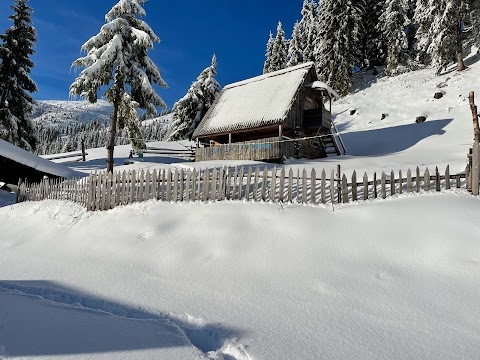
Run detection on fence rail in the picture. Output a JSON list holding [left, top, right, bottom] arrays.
[[17, 164, 469, 211]]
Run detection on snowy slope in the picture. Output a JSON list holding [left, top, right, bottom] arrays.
[[31, 100, 113, 126], [1, 54, 480, 360]]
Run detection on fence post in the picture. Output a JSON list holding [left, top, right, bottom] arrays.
[[469, 91, 480, 195], [302, 169, 307, 204], [390, 171, 395, 196], [311, 168, 316, 205], [351, 171, 357, 202], [321, 169, 326, 204], [445, 165, 451, 190], [279, 167, 285, 202], [246, 166, 252, 201], [435, 167, 441, 192], [336, 164, 341, 203], [342, 174, 348, 203], [238, 166, 245, 200], [398, 170, 403, 194]]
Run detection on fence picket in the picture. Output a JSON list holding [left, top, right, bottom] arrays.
[[416, 167, 420, 193], [202, 169, 209, 202], [435, 167, 441, 192], [288, 168, 293, 203], [342, 174, 348, 203], [424, 168, 431, 191], [374, 172, 378, 198], [173, 169, 179, 202], [262, 167, 268, 201], [302, 169, 307, 204], [238, 166, 245, 200], [279, 167, 285, 202], [321, 169, 326, 204], [270, 166, 277, 202], [363, 172, 368, 200], [179, 169, 185, 202], [352, 171, 357, 202], [253, 167, 260, 202], [381, 172, 386, 199], [232, 167, 238, 200], [330, 170, 335, 205], [166, 169, 172, 202], [226, 167, 232, 200], [445, 165, 450, 190], [407, 169, 412, 192], [390, 171, 395, 196], [246, 166, 252, 201], [211, 168, 217, 202], [399, 170, 403, 194], [311, 168, 316, 204], [196, 168, 202, 200]]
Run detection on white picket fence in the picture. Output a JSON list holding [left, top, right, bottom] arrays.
[[16, 164, 468, 211]]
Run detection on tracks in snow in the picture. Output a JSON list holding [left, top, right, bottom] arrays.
[[0, 281, 250, 360]]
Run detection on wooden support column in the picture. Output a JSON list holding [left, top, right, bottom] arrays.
[[228, 133, 232, 144], [279, 125, 282, 138]]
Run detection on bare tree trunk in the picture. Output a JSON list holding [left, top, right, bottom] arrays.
[[107, 97, 119, 173], [81, 136, 86, 162], [457, 20, 466, 72]]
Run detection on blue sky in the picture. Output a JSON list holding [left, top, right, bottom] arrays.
[[0, 0, 303, 109]]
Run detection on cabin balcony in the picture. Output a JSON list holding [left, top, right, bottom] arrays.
[[195, 136, 295, 162]]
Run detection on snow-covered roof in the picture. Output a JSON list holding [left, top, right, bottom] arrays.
[[0, 139, 83, 180], [304, 81, 340, 99], [193, 62, 315, 138]]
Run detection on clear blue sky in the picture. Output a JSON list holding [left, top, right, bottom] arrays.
[[0, 0, 303, 109]]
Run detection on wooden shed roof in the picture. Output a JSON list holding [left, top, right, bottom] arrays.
[[193, 62, 316, 138]]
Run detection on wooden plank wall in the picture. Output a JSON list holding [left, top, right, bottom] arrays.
[[196, 137, 294, 161], [17, 165, 470, 211]]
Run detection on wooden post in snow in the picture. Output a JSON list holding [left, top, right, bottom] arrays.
[[469, 91, 480, 195]]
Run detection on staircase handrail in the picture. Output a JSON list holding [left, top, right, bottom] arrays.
[[331, 122, 347, 155]]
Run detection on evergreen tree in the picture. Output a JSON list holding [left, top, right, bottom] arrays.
[[287, 21, 304, 67], [0, 0, 38, 150], [362, 0, 387, 67], [70, 0, 167, 172], [414, 0, 436, 64], [427, 0, 467, 74], [167, 55, 220, 141], [268, 22, 289, 73], [379, 0, 410, 75], [263, 32, 274, 74], [300, 0, 319, 63], [317, 0, 364, 96]]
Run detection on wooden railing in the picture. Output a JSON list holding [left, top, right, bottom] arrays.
[[195, 137, 294, 161], [17, 164, 469, 211]]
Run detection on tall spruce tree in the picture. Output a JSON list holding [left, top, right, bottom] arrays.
[[317, 0, 364, 95], [167, 55, 220, 141], [427, 0, 467, 74], [0, 0, 38, 150], [264, 22, 288, 73], [287, 21, 304, 67], [263, 32, 274, 74], [362, 0, 387, 67], [70, 0, 167, 173], [414, 0, 435, 64], [301, 0, 319, 63], [379, 0, 410, 75]]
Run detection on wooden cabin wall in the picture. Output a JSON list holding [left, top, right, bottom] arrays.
[[0, 156, 62, 185]]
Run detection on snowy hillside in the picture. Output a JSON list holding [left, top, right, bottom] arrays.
[[31, 100, 113, 126], [2, 55, 480, 359]]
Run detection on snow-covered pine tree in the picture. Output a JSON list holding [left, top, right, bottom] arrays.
[[0, 0, 38, 150], [70, 0, 167, 172], [317, 0, 364, 96], [427, 0, 467, 74], [267, 22, 288, 73], [167, 55, 221, 141], [287, 21, 304, 67], [379, 0, 410, 75], [362, 0, 387, 67], [263, 32, 274, 74], [301, 0, 319, 63], [413, 0, 435, 64]]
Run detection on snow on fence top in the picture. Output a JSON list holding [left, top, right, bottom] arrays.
[[193, 62, 315, 138], [0, 139, 82, 180]]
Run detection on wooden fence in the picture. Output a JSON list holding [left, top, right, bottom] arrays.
[[17, 164, 468, 211]]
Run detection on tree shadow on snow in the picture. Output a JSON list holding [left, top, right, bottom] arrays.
[[0, 280, 247, 358], [65, 155, 189, 172], [341, 118, 453, 157]]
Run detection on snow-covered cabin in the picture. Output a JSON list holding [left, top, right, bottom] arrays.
[[192, 62, 345, 162], [0, 139, 80, 185]]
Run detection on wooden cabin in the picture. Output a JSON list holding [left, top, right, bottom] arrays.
[[192, 62, 346, 162], [0, 139, 77, 185]]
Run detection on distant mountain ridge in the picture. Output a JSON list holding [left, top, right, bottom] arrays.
[[31, 100, 113, 126]]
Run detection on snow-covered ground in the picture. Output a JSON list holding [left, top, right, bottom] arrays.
[[2, 54, 480, 359]]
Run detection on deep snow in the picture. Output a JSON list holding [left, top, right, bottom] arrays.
[[1, 52, 480, 359]]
